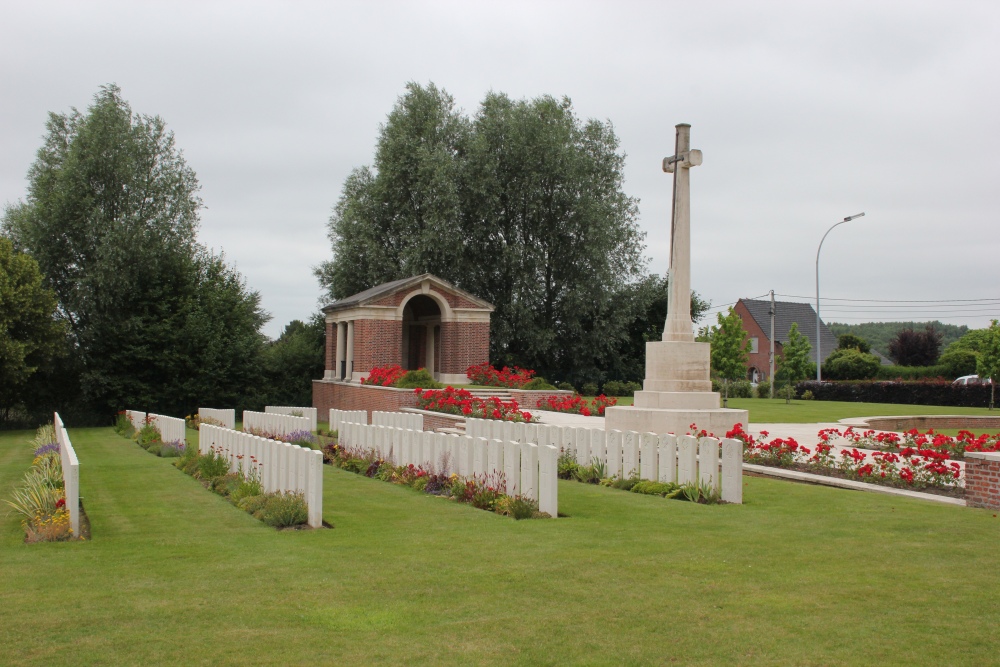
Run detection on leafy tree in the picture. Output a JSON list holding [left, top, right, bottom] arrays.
[[837, 333, 870, 353], [977, 320, 1000, 410], [317, 83, 648, 385], [2, 85, 267, 419], [779, 322, 812, 385], [0, 239, 67, 420], [609, 274, 710, 382], [822, 348, 881, 380], [709, 307, 749, 406], [939, 348, 978, 378], [259, 316, 325, 408], [888, 325, 942, 366]]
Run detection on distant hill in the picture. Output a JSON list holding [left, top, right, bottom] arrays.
[[827, 321, 969, 359]]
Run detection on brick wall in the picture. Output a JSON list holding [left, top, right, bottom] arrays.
[[313, 380, 419, 422], [353, 319, 402, 373], [965, 452, 1000, 509], [439, 321, 490, 374], [734, 300, 777, 380]]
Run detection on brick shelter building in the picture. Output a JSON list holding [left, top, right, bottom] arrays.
[[319, 274, 494, 386], [734, 298, 838, 382]]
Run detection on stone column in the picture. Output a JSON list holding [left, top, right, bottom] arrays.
[[324, 320, 336, 380], [425, 324, 435, 377], [336, 321, 347, 380], [662, 123, 699, 343], [346, 320, 355, 382]]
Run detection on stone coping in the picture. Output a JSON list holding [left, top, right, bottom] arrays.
[[744, 463, 965, 506], [965, 451, 1000, 462], [315, 379, 573, 398], [400, 407, 464, 422], [843, 415, 1000, 431]]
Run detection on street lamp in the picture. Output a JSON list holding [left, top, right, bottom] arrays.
[[816, 212, 865, 381]]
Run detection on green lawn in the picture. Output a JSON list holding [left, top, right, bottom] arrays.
[[726, 398, 997, 423], [3, 427, 1000, 665]]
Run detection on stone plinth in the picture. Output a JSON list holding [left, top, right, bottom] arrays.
[[605, 405, 748, 439]]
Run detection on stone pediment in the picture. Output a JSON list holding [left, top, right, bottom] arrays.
[[323, 274, 494, 316]]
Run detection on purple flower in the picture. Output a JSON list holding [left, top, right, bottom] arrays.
[[34, 442, 59, 457], [285, 430, 316, 445]]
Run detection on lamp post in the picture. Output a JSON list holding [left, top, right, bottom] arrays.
[[816, 212, 865, 381]]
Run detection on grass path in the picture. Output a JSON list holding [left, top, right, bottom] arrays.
[[2, 427, 1000, 665]]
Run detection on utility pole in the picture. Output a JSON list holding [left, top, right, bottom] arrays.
[[769, 290, 775, 399]]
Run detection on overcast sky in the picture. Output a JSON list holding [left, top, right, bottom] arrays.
[[2, 1, 998, 338]]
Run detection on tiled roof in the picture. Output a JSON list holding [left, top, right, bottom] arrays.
[[323, 273, 494, 312], [739, 298, 839, 363]]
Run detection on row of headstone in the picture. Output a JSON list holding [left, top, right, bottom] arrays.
[[338, 421, 558, 516], [465, 418, 743, 503], [329, 409, 367, 435], [372, 411, 423, 431], [199, 423, 324, 528], [127, 410, 186, 444], [127, 410, 146, 431], [265, 405, 318, 432], [199, 407, 236, 430], [242, 410, 312, 437], [54, 412, 80, 537], [149, 413, 186, 444]]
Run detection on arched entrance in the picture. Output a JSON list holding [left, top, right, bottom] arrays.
[[401, 294, 442, 378]]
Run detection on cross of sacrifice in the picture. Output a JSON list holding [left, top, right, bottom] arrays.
[[660, 123, 702, 342]]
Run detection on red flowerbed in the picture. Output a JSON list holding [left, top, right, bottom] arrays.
[[536, 394, 617, 417], [466, 362, 535, 388], [415, 386, 534, 422], [817, 426, 1000, 459], [723, 423, 963, 492], [362, 364, 406, 387]]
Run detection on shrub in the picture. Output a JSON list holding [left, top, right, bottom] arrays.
[[580, 382, 599, 396], [554, 381, 576, 393], [237, 494, 268, 516], [466, 362, 535, 388], [938, 349, 978, 378], [160, 440, 185, 457], [521, 377, 556, 390], [756, 382, 772, 399], [394, 368, 443, 389], [362, 364, 406, 387], [795, 379, 992, 407], [801, 390, 815, 400], [254, 492, 308, 527], [727, 380, 754, 398], [113, 411, 134, 437], [822, 348, 880, 380], [196, 449, 232, 480], [135, 423, 161, 449], [630, 481, 682, 497], [495, 495, 538, 520]]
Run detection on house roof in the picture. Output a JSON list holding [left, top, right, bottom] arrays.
[[739, 298, 839, 363], [322, 273, 494, 313]]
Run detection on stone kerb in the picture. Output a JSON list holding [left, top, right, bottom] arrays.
[[54, 412, 81, 537], [199, 424, 323, 528], [463, 418, 743, 503], [266, 406, 318, 432], [242, 410, 311, 437], [199, 408, 235, 430]]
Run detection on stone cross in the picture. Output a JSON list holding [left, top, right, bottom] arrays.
[[661, 123, 702, 342]]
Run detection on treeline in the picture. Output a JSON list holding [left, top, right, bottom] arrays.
[[828, 321, 968, 356], [0, 86, 322, 427]]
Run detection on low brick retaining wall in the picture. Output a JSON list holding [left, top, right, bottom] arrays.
[[965, 452, 1000, 509], [401, 407, 465, 432], [860, 415, 1000, 432], [313, 380, 420, 421]]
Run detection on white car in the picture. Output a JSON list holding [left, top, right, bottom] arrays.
[[953, 375, 992, 385]]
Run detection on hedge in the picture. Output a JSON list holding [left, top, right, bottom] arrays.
[[795, 379, 992, 408]]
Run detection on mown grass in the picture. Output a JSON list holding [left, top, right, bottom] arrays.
[[727, 398, 997, 423], [2, 426, 1000, 665]]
